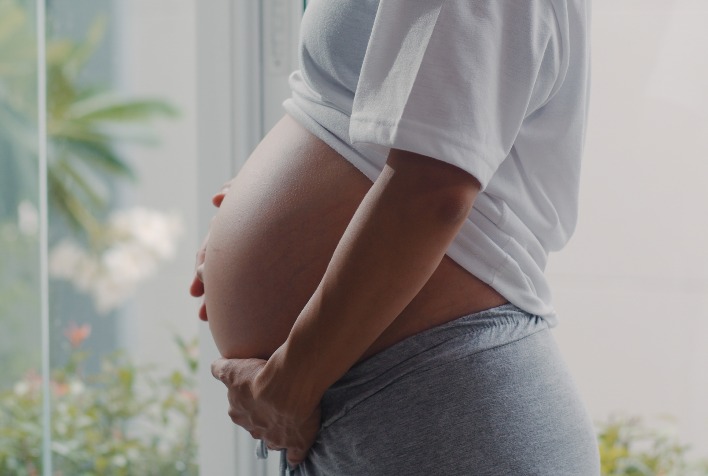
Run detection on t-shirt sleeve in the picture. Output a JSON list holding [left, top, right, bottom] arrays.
[[348, 0, 563, 190]]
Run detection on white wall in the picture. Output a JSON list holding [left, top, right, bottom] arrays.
[[548, 0, 708, 457]]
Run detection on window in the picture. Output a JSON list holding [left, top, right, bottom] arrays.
[[1, 0, 203, 473]]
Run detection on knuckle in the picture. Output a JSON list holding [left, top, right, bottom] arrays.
[[210, 360, 223, 380], [227, 409, 247, 428]]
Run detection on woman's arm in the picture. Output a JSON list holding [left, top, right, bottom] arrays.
[[270, 148, 481, 396], [212, 148, 481, 464]]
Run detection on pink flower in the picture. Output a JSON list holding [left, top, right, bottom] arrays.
[[64, 322, 91, 348], [179, 389, 198, 402], [52, 381, 70, 397]]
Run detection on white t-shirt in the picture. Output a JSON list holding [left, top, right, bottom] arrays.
[[283, 0, 592, 325]]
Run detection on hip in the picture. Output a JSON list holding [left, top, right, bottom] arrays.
[[295, 304, 600, 475]]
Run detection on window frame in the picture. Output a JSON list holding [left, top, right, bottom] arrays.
[[195, 1, 302, 474]]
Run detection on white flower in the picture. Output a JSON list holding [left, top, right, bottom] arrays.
[[73, 255, 101, 292], [102, 241, 157, 284], [55, 421, 68, 437], [126, 448, 140, 462], [69, 380, 85, 395], [49, 241, 88, 279], [48, 207, 182, 313], [112, 455, 128, 468], [109, 207, 183, 260], [92, 273, 136, 314], [17, 200, 39, 236], [13, 381, 29, 396]]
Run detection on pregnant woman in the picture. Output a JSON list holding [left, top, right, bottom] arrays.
[[190, 0, 600, 474]]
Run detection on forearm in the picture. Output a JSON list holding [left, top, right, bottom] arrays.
[[263, 150, 481, 408]]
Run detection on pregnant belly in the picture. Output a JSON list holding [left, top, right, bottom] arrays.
[[204, 115, 372, 359], [203, 115, 507, 360]]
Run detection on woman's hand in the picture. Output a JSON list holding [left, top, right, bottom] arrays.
[[211, 356, 321, 467], [189, 181, 233, 321]]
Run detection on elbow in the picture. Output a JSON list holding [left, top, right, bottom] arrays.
[[385, 148, 482, 226], [429, 172, 481, 226], [435, 188, 478, 226]]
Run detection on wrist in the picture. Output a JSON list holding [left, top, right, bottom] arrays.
[[257, 343, 324, 421]]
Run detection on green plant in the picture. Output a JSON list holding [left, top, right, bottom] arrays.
[[0, 218, 40, 386], [597, 415, 708, 476], [0, 0, 180, 382], [0, 0, 178, 241], [0, 327, 199, 476]]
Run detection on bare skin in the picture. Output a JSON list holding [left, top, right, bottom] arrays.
[[194, 114, 507, 361], [191, 114, 508, 464]]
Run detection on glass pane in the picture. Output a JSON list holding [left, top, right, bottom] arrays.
[[36, 0, 199, 473], [0, 0, 45, 473]]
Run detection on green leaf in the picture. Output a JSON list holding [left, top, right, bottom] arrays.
[[47, 168, 102, 235], [67, 96, 179, 123], [48, 65, 78, 119], [46, 39, 75, 65], [0, 0, 180, 254], [169, 371, 184, 388], [118, 368, 134, 389], [53, 157, 108, 209], [61, 15, 108, 79], [56, 121, 162, 147], [56, 137, 136, 180], [51, 122, 111, 144], [0, 3, 26, 46]]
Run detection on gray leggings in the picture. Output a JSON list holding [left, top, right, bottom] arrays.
[[276, 304, 600, 475]]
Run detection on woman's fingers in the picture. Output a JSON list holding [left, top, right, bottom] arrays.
[[196, 263, 205, 282], [212, 180, 232, 207], [212, 192, 226, 207], [190, 272, 208, 320], [210, 357, 320, 466], [287, 447, 307, 467], [287, 407, 321, 466], [190, 231, 209, 294], [190, 231, 209, 319], [192, 181, 233, 319], [198, 301, 208, 321], [189, 274, 204, 297]]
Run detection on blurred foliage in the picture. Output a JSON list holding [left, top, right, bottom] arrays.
[[598, 416, 708, 476], [0, 0, 178, 383], [0, 0, 178, 242], [0, 220, 40, 384], [0, 2, 193, 473], [0, 332, 198, 476]]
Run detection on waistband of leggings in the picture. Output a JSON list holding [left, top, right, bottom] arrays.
[[320, 303, 550, 428]]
